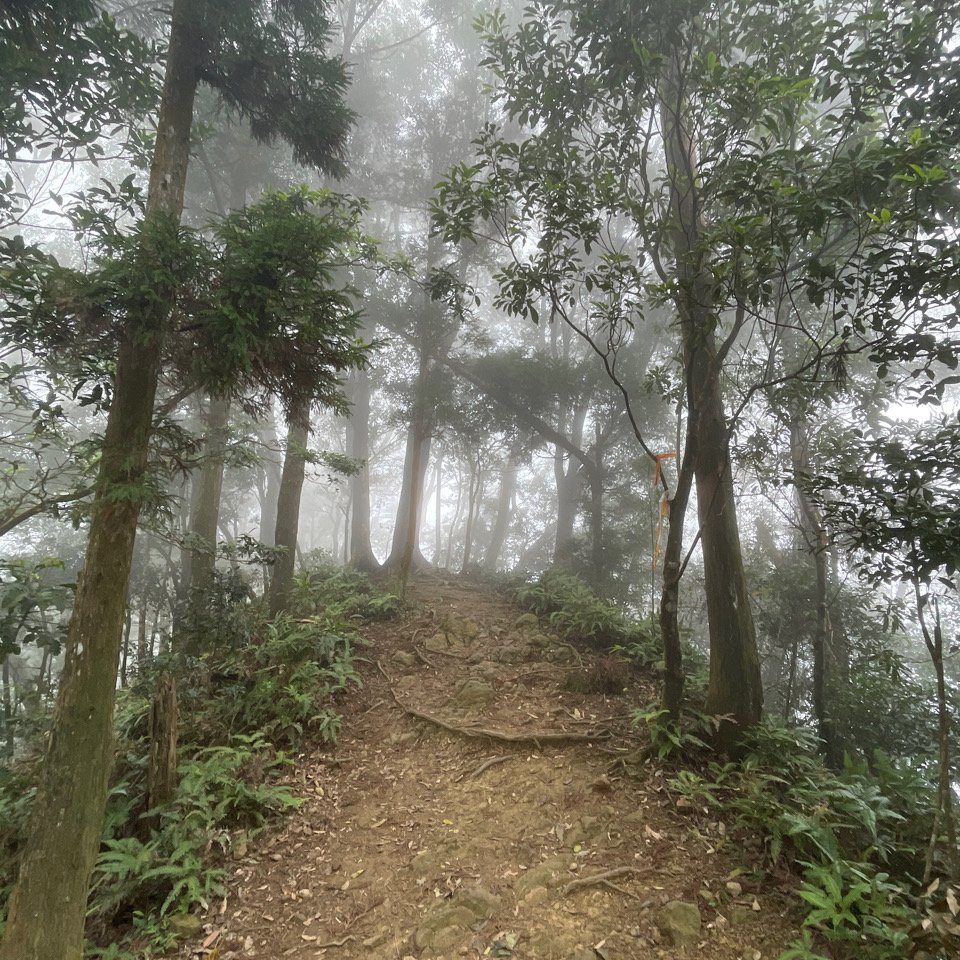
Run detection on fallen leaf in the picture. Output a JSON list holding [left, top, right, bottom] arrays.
[[946, 887, 959, 917]]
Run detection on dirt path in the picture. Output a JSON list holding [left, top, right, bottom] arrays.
[[189, 575, 800, 960]]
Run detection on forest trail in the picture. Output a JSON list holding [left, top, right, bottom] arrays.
[[186, 576, 800, 960]]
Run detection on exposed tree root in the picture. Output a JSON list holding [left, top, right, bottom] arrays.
[[413, 645, 437, 669], [376, 661, 612, 746], [454, 754, 510, 782], [562, 866, 652, 896]]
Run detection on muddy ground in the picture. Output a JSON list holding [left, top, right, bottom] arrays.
[[177, 574, 801, 960]]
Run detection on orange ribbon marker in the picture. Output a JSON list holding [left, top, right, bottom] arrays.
[[652, 452, 676, 572]]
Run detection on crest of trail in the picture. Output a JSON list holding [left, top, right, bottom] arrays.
[[194, 575, 801, 960]]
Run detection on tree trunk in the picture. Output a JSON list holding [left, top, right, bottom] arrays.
[[461, 456, 482, 572], [790, 421, 841, 766], [144, 672, 177, 836], [183, 394, 231, 597], [120, 607, 132, 689], [917, 591, 958, 882], [1, 654, 13, 760], [0, 3, 201, 953], [553, 454, 581, 567], [268, 399, 310, 617], [659, 424, 697, 720], [661, 42, 762, 750], [346, 369, 379, 572], [588, 449, 604, 586], [483, 456, 517, 572], [258, 409, 283, 548], [434, 455, 444, 564], [386, 409, 432, 577], [137, 599, 149, 673]]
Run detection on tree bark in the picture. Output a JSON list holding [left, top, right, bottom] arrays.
[[144, 672, 178, 836], [790, 421, 841, 766], [661, 42, 762, 750], [346, 369, 379, 572], [268, 399, 310, 617], [659, 423, 697, 720], [1, 654, 13, 761], [183, 394, 231, 598], [385, 401, 432, 576], [461, 455, 482, 572], [587, 442, 604, 585], [0, 3, 201, 954], [482, 456, 517, 572], [258, 409, 283, 547]]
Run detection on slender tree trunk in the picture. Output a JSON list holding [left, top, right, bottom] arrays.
[[553, 402, 587, 567], [1, 654, 13, 760], [137, 599, 148, 672], [143, 671, 177, 836], [445, 463, 464, 569], [434, 455, 443, 564], [661, 42, 762, 750], [554, 454, 581, 567], [120, 607, 132, 689], [659, 423, 697, 719], [183, 394, 231, 597], [268, 399, 310, 617], [0, 4, 201, 954], [258, 409, 283, 548], [346, 369, 379, 572], [917, 591, 958, 882], [790, 422, 841, 765], [461, 456, 482, 572], [483, 456, 517, 572], [588, 453, 604, 586]]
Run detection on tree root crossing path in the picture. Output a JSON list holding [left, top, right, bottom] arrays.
[[184, 576, 800, 960]]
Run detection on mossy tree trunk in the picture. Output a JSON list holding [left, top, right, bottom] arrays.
[[660, 43, 762, 749], [0, 4, 202, 956]]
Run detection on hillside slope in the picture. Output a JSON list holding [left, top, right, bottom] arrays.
[[183, 575, 799, 960]]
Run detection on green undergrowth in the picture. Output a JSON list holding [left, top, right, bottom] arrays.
[[510, 571, 957, 959], [511, 568, 659, 660], [0, 564, 397, 957], [663, 721, 957, 960]]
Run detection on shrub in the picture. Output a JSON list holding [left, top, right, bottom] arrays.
[[512, 569, 658, 658], [668, 720, 934, 959]]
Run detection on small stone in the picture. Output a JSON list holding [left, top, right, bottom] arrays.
[[727, 905, 753, 926], [522, 885, 550, 907], [725, 880, 742, 897], [456, 885, 499, 918], [568, 949, 597, 960], [514, 613, 540, 630], [657, 900, 701, 945], [168, 913, 202, 940], [424, 633, 451, 653], [515, 856, 568, 897], [448, 677, 496, 708], [392, 650, 417, 667], [413, 905, 476, 949]]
